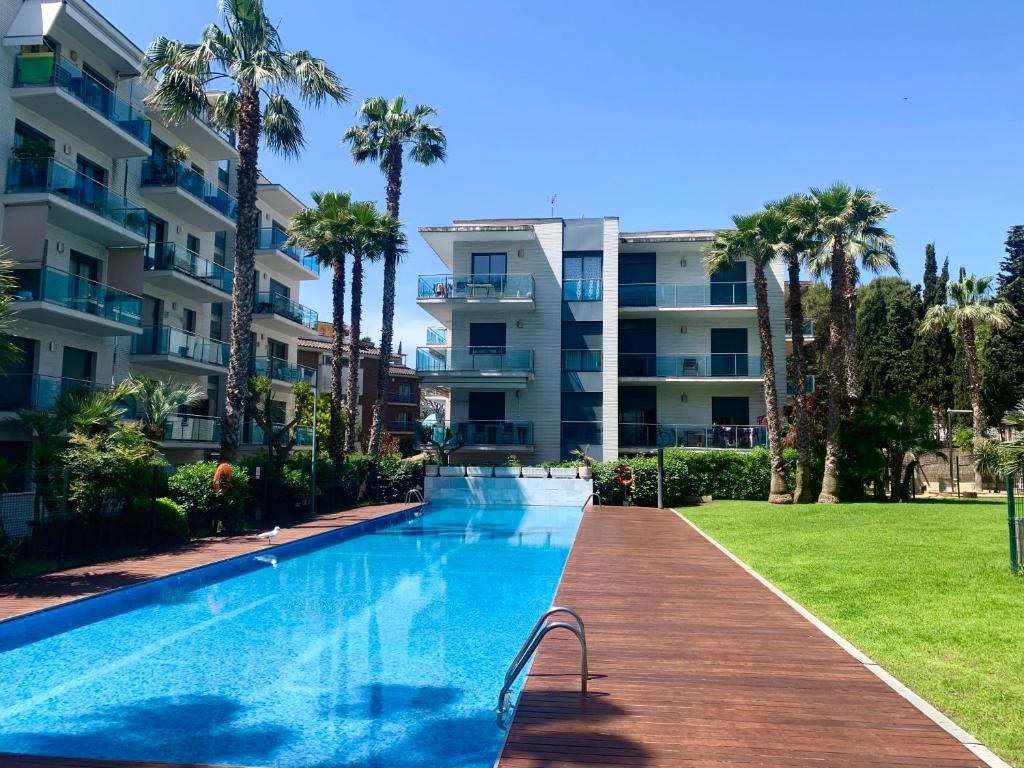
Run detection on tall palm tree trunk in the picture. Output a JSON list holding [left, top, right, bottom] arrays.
[[754, 264, 791, 504], [329, 255, 346, 461], [367, 146, 403, 457], [961, 318, 985, 490], [346, 250, 363, 453], [221, 85, 260, 461], [786, 254, 813, 502], [843, 253, 861, 401], [819, 241, 848, 503]]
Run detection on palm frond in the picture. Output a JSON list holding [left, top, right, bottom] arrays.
[[262, 93, 304, 158]]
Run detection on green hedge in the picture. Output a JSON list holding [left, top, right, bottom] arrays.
[[593, 447, 777, 506]]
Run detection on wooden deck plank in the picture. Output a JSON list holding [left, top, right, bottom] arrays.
[[497, 505, 986, 768]]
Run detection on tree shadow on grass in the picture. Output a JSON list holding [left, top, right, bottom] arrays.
[[3, 694, 292, 767]]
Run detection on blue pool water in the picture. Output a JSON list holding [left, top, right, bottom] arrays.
[[0, 503, 583, 767]]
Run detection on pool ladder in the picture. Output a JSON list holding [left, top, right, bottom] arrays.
[[405, 488, 425, 503], [495, 607, 588, 718]]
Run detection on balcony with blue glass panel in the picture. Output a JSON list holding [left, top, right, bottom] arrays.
[[251, 356, 316, 387], [143, 242, 233, 303], [5, 158, 148, 246], [416, 346, 534, 389], [619, 422, 768, 451], [618, 281, 755, 314], [12, 265, 142, 336], [140, 160, 237, 230], [618, 353, 764, 381], [0, 374, 113, 414], [414, 420, 535, 452], [131, 326, 228, 376], [416, 273, 534, 322], [242, 422, 313, 449], [12, 53, 151, 159], [425, 326, 447, 346], [255, 226, 320, 281], [161, 414, 222, 448], [252, 292, 318, 336]]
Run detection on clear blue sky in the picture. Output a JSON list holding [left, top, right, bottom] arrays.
[[94, 0, 1024, 354]]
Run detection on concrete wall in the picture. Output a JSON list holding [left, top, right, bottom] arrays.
[[424, 476, 592, 507]]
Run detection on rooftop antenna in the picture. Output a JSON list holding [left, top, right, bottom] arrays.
[[549, 193, 558, 218]]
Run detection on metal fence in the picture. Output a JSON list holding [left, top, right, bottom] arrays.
[[1007, 473, 1024, 573]]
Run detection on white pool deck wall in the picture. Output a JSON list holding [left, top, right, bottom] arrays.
[[424, 476, 594, 506]]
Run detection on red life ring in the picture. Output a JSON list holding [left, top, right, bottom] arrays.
[[212, 463, 232, 496], [615, 464, 634, 488]]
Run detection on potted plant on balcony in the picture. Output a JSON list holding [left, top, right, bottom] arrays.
[[494, 454, 521, 478], [570, 445, 594, 480]]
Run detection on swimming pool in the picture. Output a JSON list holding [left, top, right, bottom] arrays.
[[0, 503, 583, 767]]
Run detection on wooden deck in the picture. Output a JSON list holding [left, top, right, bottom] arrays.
[[0, 503, 416, 623], [498, 504, 988, 768]]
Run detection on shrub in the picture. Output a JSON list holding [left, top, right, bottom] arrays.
[[146, 498, 189, 545], [63, 426, 165, 519], [371, 457, 422, 503], [167, 461, 251, 535], [0, 532, 21, 579]]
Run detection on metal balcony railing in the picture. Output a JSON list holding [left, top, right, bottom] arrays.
[[619, 423, 768, 449], [618, 353, 763, 378], [13, 265, 142, 327], [785, 319, 814, 338], [416, 347, 534, 374], [252, 292, 318, 331], [144, 242, 233, 294], [251, 356, 316, 385], [619, 281, 753, 308], [415, 420, 534, 448], [256, 226, 320, 274], [141, 160, 237, 221], [132, 327, 228, 368], [417, 273, 534, 301]]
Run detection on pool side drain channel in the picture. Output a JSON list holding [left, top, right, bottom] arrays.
[[496, 606, 588, 717]]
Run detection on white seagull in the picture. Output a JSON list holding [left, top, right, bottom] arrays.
[[256, 525, 280, 545]]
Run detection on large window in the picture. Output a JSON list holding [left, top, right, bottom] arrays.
[[710, 328, 749, 376], [468, 322, 506, 353], [619, 252, 656, 306], [710, 261, 748, 305], [563, 252, 602, 301], [471, 253, 507, 293]]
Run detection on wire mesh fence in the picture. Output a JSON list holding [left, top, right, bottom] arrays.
[[1007, 473, 1024, 573]]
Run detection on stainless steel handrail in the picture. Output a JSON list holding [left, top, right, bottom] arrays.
[[584, 492, 602, 507], [405, 488, 425, 503], [496, 606, 588, 717]]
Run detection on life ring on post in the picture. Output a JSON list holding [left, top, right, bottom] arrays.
[[212, 463, 232, 496], [615, 464, 634, 488]]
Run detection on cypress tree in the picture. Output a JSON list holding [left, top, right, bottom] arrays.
[[911, 253, 955, 413], [922, 243, 939, 307], [981, 225, 1024, 422]]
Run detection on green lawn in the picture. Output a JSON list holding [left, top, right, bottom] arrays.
[[682, 499, 1023, 767]]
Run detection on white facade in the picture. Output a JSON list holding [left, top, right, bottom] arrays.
[[0, 0, 319, 475], [417, 218, 787, 464]]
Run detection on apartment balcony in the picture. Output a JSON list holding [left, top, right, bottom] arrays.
[[140, 161, 237, 230], [787, 375, 816, 396], [131, 327, 228, 376], [785, 319, 815, 340], [12, 53, 151, 158], [0, 374, 108, 414], [426, 326, 447, 346], [251, 356, 315, 387], [618, 282, 755, 314], [562, 349, 603, 372], [387, 419, 416, 434], [415, 421, 535, 452], [255, 227, 320, 281], [161, 414, 221, 448], [143, 242, 233, 303], [387, 390, 419, 405], [12, 265, 142, 336], [4, 159, 148, 246], [242, 423, 313, 448], [563, 278, 603, 302], [618, 353, 763, 381], [416, 274, 535, 322], [155, 109, 237, 162], [619, 423, 767, 451], [252, 292, 318, 336], [415, 347, 534, 389]]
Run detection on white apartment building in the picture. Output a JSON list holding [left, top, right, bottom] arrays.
[[415, 218, 786, 464], [0, 0, 318, 483]]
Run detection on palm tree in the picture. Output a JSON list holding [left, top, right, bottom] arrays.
[[0, 248, 23, 373], [55, 381, 138, 438], [127, 375, 205, 442], [344, 202, 406, 453], [706, 210, 792, 504], [343, 96, 446, 456], [771, 195, 818, 502], [920, 268, 1015, 490], [288, 191, 355, 461], [794, 184, 896, 503], [144, 0, 349, 461]]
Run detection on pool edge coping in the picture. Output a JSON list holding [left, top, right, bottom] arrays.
[[673, 508, 1011, 768]]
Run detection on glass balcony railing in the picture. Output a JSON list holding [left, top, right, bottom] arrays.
[[785, 319, 814, 338], [256, 227, 320, 275], [252, 292, 318, 330], [197, 110, 236, 147], [562, 349, 603, 372], [415, 421, 534, 448], [619, 282, 753, 308], [163, 414, 221, 443], [426, 326, 447, 345], [144, 242, 233, 294], [388, 389, 418, 405], [619, 423, 767, 450], [13, 265, 142, 327], [417, 274, 534, 301], [387, 419, 416, 433], [562, 278, 603, 301], [0, 374, 108, 412], [618, 353, 763, 378], [13, 53, 152, 145], [132, 326, 228, 368], [294, 425, 314, 446], [415, 347, 534, 374], [787, 375, 816, 395], [6, 158, 148, 236], [243, 422, 308, 447], [141, 160, 238, 221], [251, 356, 315, 385]]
